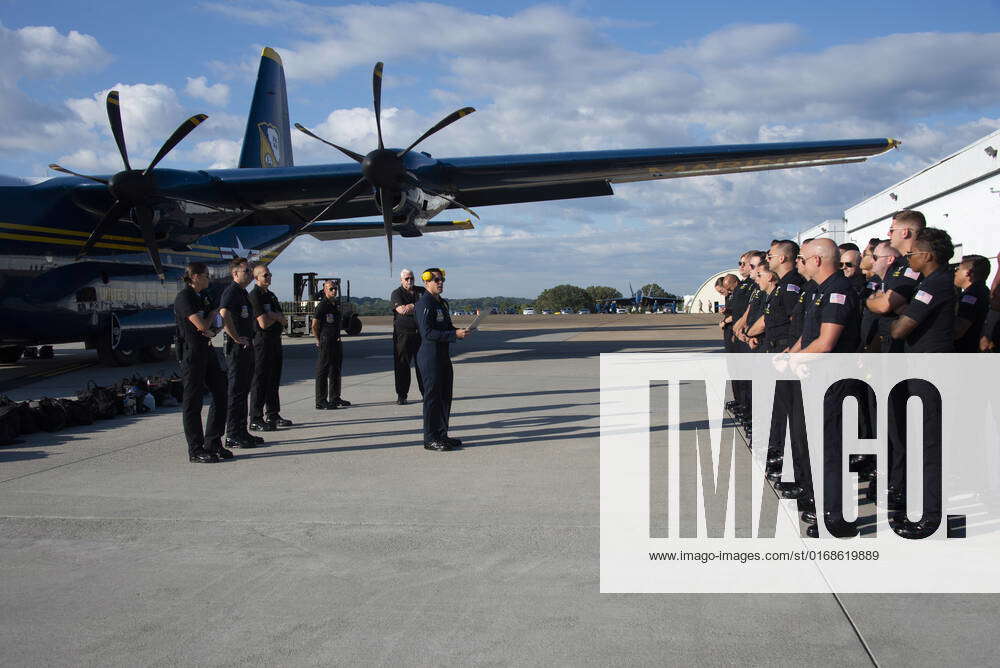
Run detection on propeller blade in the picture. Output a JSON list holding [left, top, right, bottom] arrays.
[[398, 107, 475, 158], [106, 90, 131, 171], [294, 123, 364, 163], [78, 200, 128, 258], [49, 164, 109, 185], [380, 186, 394, 267], [134, 205, 165, 280], [373, 62, 384, 150], [305, 177, 370, 225], [144, 113, 208, 174]]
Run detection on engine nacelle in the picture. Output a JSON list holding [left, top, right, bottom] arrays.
[[374, 186, 453, 235]]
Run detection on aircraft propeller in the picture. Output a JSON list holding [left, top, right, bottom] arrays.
[[50, 91, 208, 280], [295, 62, 478, 267]]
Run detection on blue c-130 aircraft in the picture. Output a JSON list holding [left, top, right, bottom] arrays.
[[0, 47, 898, 365]]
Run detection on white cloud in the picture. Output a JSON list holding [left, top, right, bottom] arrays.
[[185, 76, 230, 107]]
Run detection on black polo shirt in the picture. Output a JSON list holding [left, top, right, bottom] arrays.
[[390, 285, 427, 332], [763, 270, 806, 348], [955, 282, 990, 353], [858, 274, 883, 350], [220, 282, 253, 340], [877, 256, 921, 348], [789, 279, 817, 344], [744, 285, 765, 328], [900, 266, 955, 353], [728, 277, 754, 321], [314, 297, 341, 341], [799, 272, 861, 353], [174, 286, 216, 349], [248, 285, 283, 340]]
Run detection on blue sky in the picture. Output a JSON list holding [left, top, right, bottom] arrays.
[[2, 1, 999, 299]]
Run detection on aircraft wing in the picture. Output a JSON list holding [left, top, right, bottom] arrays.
[[441, 138, 899, 202], [304, 219, 474, 241], [200, 137, 897, 218]]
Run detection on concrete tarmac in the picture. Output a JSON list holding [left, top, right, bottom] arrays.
[[0, 314, 995, 666]]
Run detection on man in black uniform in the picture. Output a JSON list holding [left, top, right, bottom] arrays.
[[890, 228, 956, 351], [839, 248, 865, 295], [954, 254, 991, 353], [888, 227, 955, 538], [857, 241, 898, 352], [981, 253, 1000, 352], [789, 238, 861, 537], [174, 262, 229, 463], [414, 268, 471, 451], [728, 251, 763, 421], [219, 257, 261, 449], [248, 263, 292, 431], [313, 279, 351, 409], [866, 210, 926, 352], [390, 268, 426, 405]]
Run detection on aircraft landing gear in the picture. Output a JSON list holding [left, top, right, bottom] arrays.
[[38, 345, 54, 359], [97, 340, 137, 366], [140, 343, 172, 362]]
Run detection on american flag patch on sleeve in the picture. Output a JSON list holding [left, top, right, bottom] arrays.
[[787, 284, 800, 293], [829, 293, 846, 305], [904, 268, 920, 280], [962, 294, 978, 305], [915, 290, 932, 304]]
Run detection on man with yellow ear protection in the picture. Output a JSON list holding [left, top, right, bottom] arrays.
[[414, 268, 471, 451]]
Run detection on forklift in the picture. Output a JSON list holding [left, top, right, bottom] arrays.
[[286, 273, 363, 337]]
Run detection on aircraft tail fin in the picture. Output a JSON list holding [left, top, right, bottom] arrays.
[[238, 47, 294, 168]]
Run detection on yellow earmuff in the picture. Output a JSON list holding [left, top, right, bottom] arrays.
[[421, 268, 446, 281]]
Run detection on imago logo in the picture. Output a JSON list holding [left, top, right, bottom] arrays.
[[600, 353, 1000, 594]]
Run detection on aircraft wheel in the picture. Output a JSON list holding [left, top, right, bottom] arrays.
[[345, 314, 362, 336], [140, 343, 172, 362], [97, 341, 137, 366], [0, 346, 24, 363], [38, 345, 54, 359]]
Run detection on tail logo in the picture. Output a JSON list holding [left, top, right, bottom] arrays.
[[257, 122, 282, 167]]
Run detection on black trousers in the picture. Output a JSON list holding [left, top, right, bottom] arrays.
[[180, 343, 228, 456], [224, 338, 254, 437], [315, 337, 343, 404], [250, 335, 282, 421], [418, 343, 453, 444], [393, 329, 424, 397]]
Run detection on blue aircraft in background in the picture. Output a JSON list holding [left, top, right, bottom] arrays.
[[594, 284, 680, 313], [0, 47, 898, 365]]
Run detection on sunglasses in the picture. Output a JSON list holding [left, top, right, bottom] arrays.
[[402, 276, 414, 281], [429, 276, 445, 283], [840, 262, 856, 268], [259, 273, 272, 278], [904, 250, 930, 257]]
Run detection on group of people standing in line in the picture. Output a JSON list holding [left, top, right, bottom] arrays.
[[716, 209, 999, 538], [173, 261, 472, 464]]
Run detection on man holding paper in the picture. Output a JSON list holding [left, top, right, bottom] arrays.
[[414, 268, 472, 452]]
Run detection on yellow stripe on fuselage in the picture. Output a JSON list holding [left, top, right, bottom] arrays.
[[0, 230, 278, 260], [0, 221, 277, 259]]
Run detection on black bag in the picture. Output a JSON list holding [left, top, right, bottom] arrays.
[[29, 398, 67, 432], [57, 398, 94, 426], [144, 376, 170, 405], [15, 402, 38, 434], [77, 381, 118, 420], [0, 403, 20, 444]]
